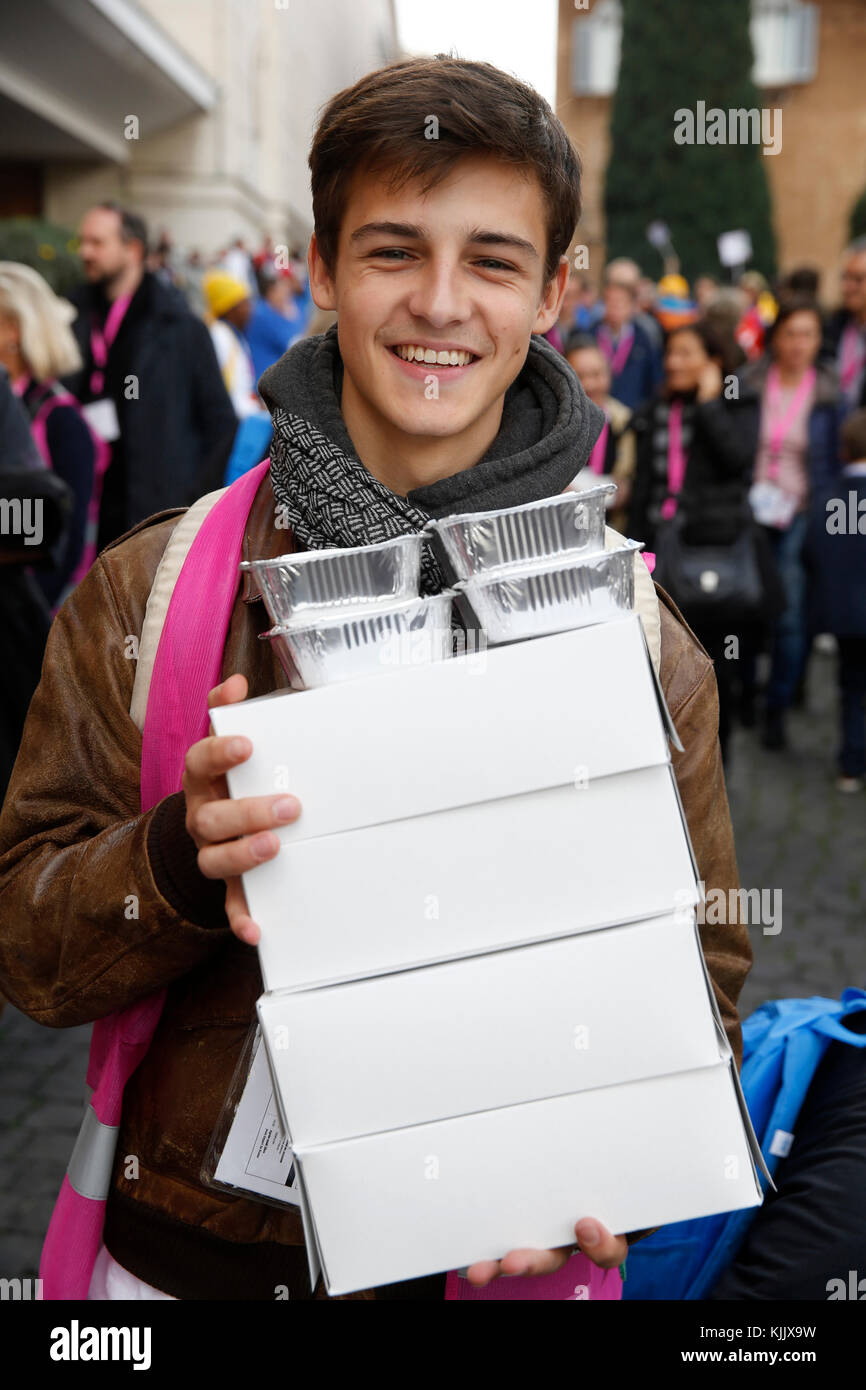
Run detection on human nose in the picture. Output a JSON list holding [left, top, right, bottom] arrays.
[[406, 256, 470, 328]]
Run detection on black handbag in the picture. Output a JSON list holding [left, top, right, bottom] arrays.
[[652, 513, 769, 626]]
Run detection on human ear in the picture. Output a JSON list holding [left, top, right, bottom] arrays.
[[532, 257, 570, 335], [308, 233, 337, 311]]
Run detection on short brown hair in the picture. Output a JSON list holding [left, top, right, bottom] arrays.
[[309, 56, 581, 286]]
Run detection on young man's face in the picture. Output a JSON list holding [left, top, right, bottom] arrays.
[[309, 156, 566, 467]]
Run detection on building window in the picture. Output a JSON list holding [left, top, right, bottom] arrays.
[[571, 0, 819, 98], [751, 0, 819, 86], [571, 0, 622, 98]]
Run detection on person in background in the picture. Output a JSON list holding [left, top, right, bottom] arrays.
[[604, 258, 663, 350], [247, 264, 299, 380], [575, 275, 603, 332], [592, 268, 663, 412], [635, 276, 664, 351], [654, 274, 699, 335], [66, 202, 237, 548], [824, 236, 866, 415], [0, 368, 58, 801], [204, 270, 273, 485], [202, 271, 256, 414], [0, 262, 101, 609], [548, 270, 582, 352], [736, 270, 777, 361], [694, 275, 719, 312], [627, 322, 760, 761], [565, 334, 634, 532], [722, 300, 841, 750], [806, 408, 866, 792], [701, 286, 749, 367], [222, 237, 255, 293], [777, 265, 821, 309]]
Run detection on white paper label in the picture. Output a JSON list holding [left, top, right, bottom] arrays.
[[749, 480, 799, 530], [768, 1128, 794, 1158], [214, 1036, 301, 1205], [81, 397, 120, 442]]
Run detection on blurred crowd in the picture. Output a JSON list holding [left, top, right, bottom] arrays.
[[0, 202, 864, 800], [553, 251, 866, 786]]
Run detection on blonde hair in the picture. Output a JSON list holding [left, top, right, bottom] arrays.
[[0, 262, 82, 381]]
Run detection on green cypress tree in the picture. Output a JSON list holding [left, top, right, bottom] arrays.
[[603, 0, 776, 281]]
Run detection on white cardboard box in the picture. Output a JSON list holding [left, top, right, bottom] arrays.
[[211, 616, 695, 991], [248, 764, 698, 991], [210, 614, 670, 843], [257, 914, 720, 1147], [292, 1042, 766, 1296], [211, 610, 768, 1295]]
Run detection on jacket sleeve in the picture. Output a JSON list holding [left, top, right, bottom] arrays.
[[186, 315, 238, 500], [670, 656, 752, 1070], [0, 550, 233, 1029], [691, 397, 758, 479]]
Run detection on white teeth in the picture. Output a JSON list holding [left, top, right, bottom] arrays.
[[393, 345, 475, 366]]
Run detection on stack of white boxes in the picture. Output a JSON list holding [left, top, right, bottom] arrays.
[[212, 610, 769, 1296]]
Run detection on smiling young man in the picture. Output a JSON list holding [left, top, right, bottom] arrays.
[[0, 56, 751, 1302]]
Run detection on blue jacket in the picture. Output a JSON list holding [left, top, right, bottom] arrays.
[[807, 470, 866, 637], [248, 297, 298, 383], [592, 318, 663, 412]]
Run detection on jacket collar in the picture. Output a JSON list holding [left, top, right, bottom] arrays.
[[240, 471, 294, 603]]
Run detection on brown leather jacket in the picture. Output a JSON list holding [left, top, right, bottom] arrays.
[[0, 474, 752, 1300]]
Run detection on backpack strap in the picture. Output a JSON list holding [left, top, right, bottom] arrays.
[[129, 486, 228, 732]]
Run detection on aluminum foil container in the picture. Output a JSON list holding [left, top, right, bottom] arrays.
[[241, 534, 422, 629], [455, 541, 641, 644], [426, 484, 615, 581], [262, 592, 455, 690]]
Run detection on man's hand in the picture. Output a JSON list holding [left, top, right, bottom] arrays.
[[464, 1218, 627, 1285], [182, 673, 302, 945]]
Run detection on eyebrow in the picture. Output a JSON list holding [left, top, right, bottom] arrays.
[[349, 221, 539, 259]]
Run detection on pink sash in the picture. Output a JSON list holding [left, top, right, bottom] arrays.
[[597, 324, 634, 377], [660, 399, 686, 520], [764, 365, 816, 481], [89, 294, 132, 396], [28, 388, 112, 598], [587, 418, 610, 476], [39, 458, 271, 1300]]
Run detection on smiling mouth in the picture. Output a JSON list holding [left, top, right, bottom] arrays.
[[391, 344, 478, 367]]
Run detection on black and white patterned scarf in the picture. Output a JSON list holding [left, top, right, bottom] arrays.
[[268, 406, 447, 594]]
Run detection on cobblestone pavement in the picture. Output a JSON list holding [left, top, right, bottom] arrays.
[[1, 647, 863, 1280]]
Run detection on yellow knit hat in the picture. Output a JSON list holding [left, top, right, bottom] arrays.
[[203, 270, 250, 319]]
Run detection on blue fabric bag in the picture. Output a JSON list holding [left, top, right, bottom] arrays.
[[622, 989, 866, 1300], [223, 414, 273, 487]]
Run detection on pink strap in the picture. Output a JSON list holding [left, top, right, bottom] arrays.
[[89, 293, 132, 396], [597, 323, 634, 377], [660, 399, 685, 521], [587, 418, 609, 476], [765, 365, 816, 482], [140, 458, 270, 809], [40, 458, 271, 1299]]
